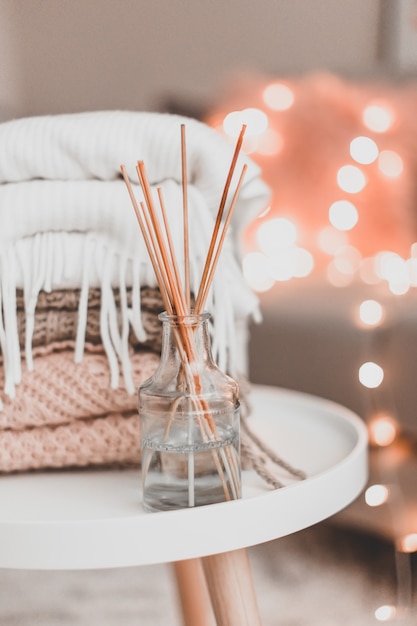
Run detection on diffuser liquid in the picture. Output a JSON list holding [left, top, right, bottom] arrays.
[[141, 430, 240, 512]]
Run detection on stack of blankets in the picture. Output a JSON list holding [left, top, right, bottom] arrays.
[[0, 110, 270, 474]]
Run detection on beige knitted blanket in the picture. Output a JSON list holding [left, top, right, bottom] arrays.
[[15, 286, 164, 354]]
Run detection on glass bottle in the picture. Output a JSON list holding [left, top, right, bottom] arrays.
[[139, 311, 241, 512]]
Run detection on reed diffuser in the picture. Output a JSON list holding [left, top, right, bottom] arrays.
[[121, 124, 247, 512]]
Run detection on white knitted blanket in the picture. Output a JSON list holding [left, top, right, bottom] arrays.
[[0, 111, 270, 400]]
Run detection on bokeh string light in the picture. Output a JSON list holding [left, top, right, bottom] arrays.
[[357, 296, 416, 621], [206, 73, 417, 621], [206, 74, 417, 295]]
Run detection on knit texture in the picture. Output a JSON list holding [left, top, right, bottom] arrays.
[[0, 412, 140, 473], [14, 286, 164, 353], [0, 111, 297, 483], [0, 111, 270, 399], [0, 344, 159, 431], [0, 340, 304, 484], [0, 342, 159, 473]]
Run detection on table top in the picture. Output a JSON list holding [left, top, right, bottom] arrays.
[[0, 384, 368, 570]]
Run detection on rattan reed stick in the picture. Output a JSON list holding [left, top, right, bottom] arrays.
[[181, 124, 191, 313], [194, 125, 247, 312], [195, 163, 247, 313]]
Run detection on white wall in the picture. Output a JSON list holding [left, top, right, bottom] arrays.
[[1, 0, 382, 119], [0, 0, 23, 119]]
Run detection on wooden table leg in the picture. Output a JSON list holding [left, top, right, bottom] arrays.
[[201, 548, 263, 626], [173, 559, 216, 626]]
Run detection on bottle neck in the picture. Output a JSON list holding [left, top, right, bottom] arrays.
[[159, 311, 215, 369]]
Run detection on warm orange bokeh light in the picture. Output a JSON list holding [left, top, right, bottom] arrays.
[[365, 484, 390, 507], [375, 605, 397, 621], [358, 299, 384, 326], [262, 82, 295, 111], [350, 136, 379, 164], [328, 200, 358, 231], [359, 361, 384, 388], [362, 103, 395, 133], [398, 533, 417, 553], [378, 150, 403, 178], [337, 165, 367, 193], [368, 414, 398, 447]]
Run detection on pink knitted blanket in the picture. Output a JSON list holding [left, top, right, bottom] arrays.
[[0, 343, 159, 473], [0, 411, 141, 473]]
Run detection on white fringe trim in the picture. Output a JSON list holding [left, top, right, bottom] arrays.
[[0, 231, 256, 401]]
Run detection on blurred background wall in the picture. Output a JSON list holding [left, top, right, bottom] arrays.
[[0, 0, 384, 120]]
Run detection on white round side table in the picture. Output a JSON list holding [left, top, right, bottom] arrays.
[[0, 384, 368, 626]]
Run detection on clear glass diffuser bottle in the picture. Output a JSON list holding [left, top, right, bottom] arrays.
[[139, 311, 241, 512]]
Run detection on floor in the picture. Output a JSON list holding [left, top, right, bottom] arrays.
[[0, 521, 415, 625]]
